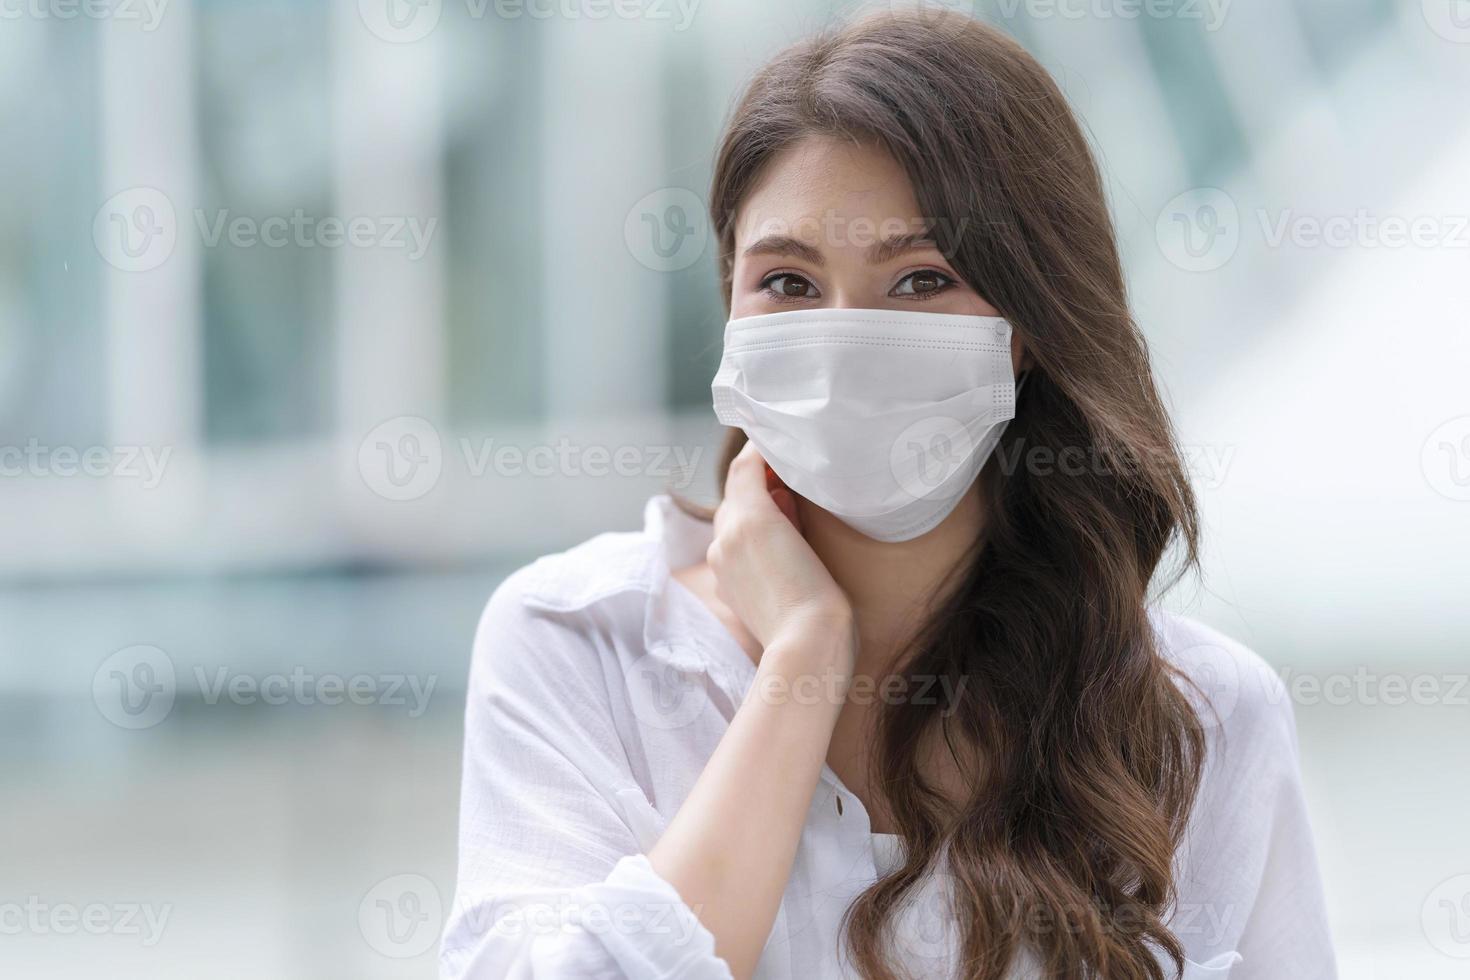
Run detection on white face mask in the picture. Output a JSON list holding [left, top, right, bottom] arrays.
[[711, 307, 1019, 543]]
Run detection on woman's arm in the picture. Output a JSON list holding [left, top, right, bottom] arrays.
[[647, 616, 853, 978], [442, 572, 736, 980], [649, 442, 856, 980]]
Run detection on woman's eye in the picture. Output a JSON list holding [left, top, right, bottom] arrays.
[[891, 269, 955, 298], [761, 273, 820, 299]]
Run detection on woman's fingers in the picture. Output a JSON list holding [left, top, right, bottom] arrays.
[[708, 436, 846, 649], [721, 441, 801, 530], [714, 441, 758, 533], [725, 440, 775, 512]]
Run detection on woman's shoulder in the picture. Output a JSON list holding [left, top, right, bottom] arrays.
[[1149, 609, 1300, 766], [491, 528, 665, 613], [469, 527, 667, 683]]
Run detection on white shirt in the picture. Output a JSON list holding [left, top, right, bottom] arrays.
[[441, 495, 1336, 980]]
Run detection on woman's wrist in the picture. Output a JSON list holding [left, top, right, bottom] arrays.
[[757, 607, 857, 705]]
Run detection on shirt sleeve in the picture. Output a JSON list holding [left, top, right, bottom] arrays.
[[1228, 685, 1337, 979], [440, 568, 733, 980], [1169, 642, 1338, 980]]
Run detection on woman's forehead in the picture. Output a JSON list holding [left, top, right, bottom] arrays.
[[734, 136, 927, 250]]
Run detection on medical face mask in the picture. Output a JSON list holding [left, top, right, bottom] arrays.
[[711, 307, 1019, 543]]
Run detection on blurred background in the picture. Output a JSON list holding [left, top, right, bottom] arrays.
[[2, 0, 1468, 976]]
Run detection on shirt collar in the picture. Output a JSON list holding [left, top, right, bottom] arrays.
[[639, 494, 756, 690]]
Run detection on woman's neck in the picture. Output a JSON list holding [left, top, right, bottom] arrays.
[[796, 489, 982, 675]]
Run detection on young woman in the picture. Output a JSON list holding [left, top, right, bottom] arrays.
[[441, 10, 1334, 980]]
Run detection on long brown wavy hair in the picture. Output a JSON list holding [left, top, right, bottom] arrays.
[[695, 8, 1207, 979]]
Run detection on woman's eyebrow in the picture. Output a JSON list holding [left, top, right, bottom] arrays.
[[742, 235, 825, 266], [740, 230, 941, 266], [867, 232, 940, 265]]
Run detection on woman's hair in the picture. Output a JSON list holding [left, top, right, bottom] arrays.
[[700, 7, 1206, 979]]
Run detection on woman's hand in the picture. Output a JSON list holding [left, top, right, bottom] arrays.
[[707, 441, 855, 662]]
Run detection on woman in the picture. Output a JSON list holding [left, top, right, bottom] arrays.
[[441, 9, 1334, 979]]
